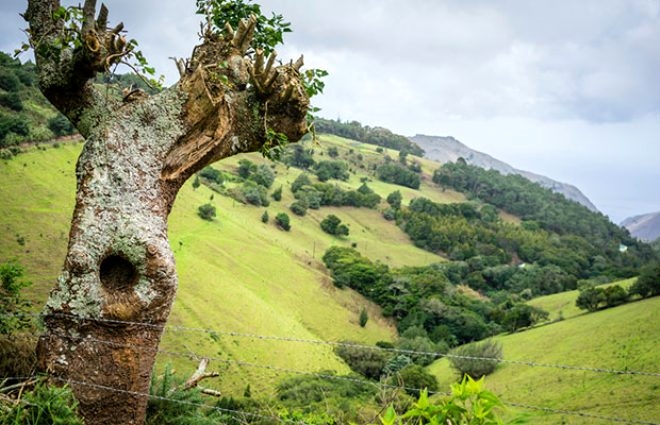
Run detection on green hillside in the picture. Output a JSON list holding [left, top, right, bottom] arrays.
[[429, 295, 660, 424], [2, 129, 659, 421], [0, 137, 450, 394]]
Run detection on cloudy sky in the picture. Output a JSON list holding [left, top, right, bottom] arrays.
[[2, 0, 659, 223]]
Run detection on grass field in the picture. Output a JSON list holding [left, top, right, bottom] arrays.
[[0, 138, 450, 395], [429, 295, 660, 424], [3, 137, 658, 414]]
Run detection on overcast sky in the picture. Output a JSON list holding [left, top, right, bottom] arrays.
[[2, 0, 659, 223]]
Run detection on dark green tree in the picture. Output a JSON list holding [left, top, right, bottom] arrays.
[[197, 203, 217, 221], [629, 262, 660, 298], [386, 190, 403, 210], [576, 286, 605, 312], [275, 212, 291, 231]]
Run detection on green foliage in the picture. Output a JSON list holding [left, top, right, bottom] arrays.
[[145, 365, 219, 425], [289, 200, 308, 216], [1, 381, 84, 425], [196, 0, 291, 55], [391, 364, 438, 397], [0, 92, 23, 111], [334, 342, 389, 380], [502, 303, 549, 332], [275, 212, 290, 231], [386, 190, 403, 210], [0, 261, 32, 335], [313, 160, 349, 182], [261, 210, 269, 223], [314, 118, 424, 156], [377, 163, 421, 189], [629, 262, 660, 298], [237, 159, 257, 179], [192, 175, 201, 190], [271, 185, 283, 201], [575, 286, 605, 312], [250, 164, 275, 188], [283, 144, 315, 169], [0, 114, 29, 147], [432, 161, 656, 279], [276, 371, 376, 421], [359, 307, 369, 327], [604, 284, 628, 307], [243, 183, 270, 206], [199, 166, 224, 185], [449, 340, 503, 379], [379, 377, 506, 425], [320, 214, 348, 237], [197, 203, 217, 221], [46, 114, 75, 137]]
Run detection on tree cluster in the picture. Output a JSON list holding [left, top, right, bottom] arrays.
[[290, 173, 381, 209], [376, 163, 421, 189], [433, 162, 657, 276], [322, 247, 549, 350], [314, 118, 424, 156]]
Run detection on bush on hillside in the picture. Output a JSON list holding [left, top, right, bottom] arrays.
[[47, 114, 75, 136], [275, 212, 291, 231], [449, 339, 502, 379], [334, 342, 389, 380], [197, 203, 216, 221]]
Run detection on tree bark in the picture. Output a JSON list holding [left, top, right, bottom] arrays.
[[25, 1, 309, 423]]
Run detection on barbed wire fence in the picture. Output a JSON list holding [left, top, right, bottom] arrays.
[[1, 312, 659, 424]]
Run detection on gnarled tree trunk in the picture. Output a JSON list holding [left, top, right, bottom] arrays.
[[24, 1, 309, 423]]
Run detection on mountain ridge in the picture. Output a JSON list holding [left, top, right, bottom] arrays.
[[410, 134, 599, 212], [621, 211, 660, 242]]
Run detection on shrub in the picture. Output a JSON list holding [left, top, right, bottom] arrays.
[[386, 190, 402, 209], [381, 376, 507, 425], [359, 307, 368, 327], [604, 284, 628, 307], [320, 214, 349, 236], [629, 262, 660, 298], [242, 183, 270, 206], [313, 160, 349, 182], [376, 163, 420, 189], [197, 203, 216, 221], [449, 339, 502, 379], [237, 158, 257, 178], [199, 166, 223, 184], [261, 210, 269, 223], [249, 164, 275, 188], [47, 114, 75, 136], [1, 381, 84, 424], [271, 185, 282, 201], [275, 212, 291, 231], [576, 286, 605, 311], [289, 200, 307, 216], [334, 342, 389, 380], [291, 172, 312, 192], [391, 364, 438, 396], [0, 92, 23, 111], [0, 69, 20, 92], [0, 260, 32, 335]]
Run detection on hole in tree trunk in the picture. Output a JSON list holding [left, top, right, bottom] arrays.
[[99, 254, 138, 291]]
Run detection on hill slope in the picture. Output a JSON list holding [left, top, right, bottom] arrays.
[[411, 134, 599, 212], [429, 296, 660, 424], [0, 138, 450, 394], [622, 211, 660, 242]]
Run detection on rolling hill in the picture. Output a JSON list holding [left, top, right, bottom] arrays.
[[622, 211, 660, 242], [1, 132, 658, 423]]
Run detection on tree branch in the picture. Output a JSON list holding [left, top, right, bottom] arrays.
[[182, 358, 219, 391], [162, 17, 309, 184]]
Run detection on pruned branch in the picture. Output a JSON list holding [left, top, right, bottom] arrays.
[[182, 358, 219, 391]]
